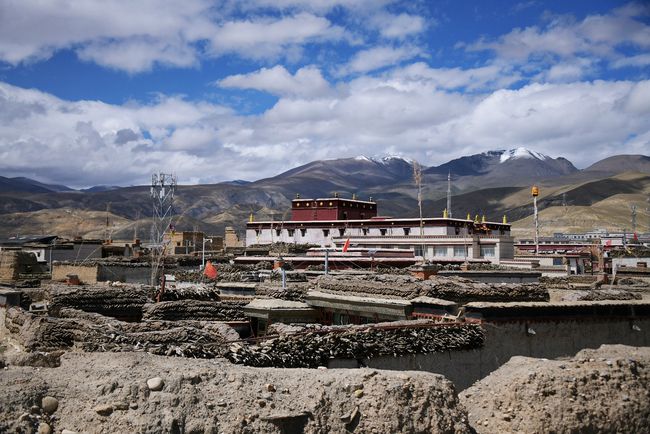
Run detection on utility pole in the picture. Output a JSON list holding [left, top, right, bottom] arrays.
[[413, 161, 423, 235], [532, 185, 540, 255], [631, 204, 637, 234], [446, 172, 452, 218]]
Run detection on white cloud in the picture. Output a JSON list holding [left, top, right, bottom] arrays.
[[611, 53, 650, 69], [207, 13, 346, 60], [0, 1, 349, 72], [1, 73, 650, 186], [341, 45, 421, 75], [467, 4, 650, 77], [218, 65, 332, 98], [371, 13, 427, 39]]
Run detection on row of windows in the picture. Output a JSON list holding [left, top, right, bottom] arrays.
[[294, 202, 374, 209]]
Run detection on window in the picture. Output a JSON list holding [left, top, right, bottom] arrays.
[[362, 228, 369, 235], [553, 257, 563, 266], [480, 245, 495, 257], [453, 246, 466, 257], [287, 229, 295, 237], [275, 228, 281, 236], [380, 228, 387, 236], [300, 228, 307, 236], [403, 228, 410, 236], [338, 228, 345, 237], [255, 229, 260, 236], [414, 245, 424, 257], [433, 246, 447, 257], [322, 229, 330, 237]]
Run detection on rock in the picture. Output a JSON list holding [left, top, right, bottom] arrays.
[[41, 396, 59, 414], [265, 383, 276, 392], [37, 423, 52, 434], [147, 377, 164, 391], [30, 405, 41, 414], [113, 402, 129, 411], [354, 389, 364, 398], [94, 404, 114, 416], [257, 399, 267, 407], [129, 402, 138, 410]]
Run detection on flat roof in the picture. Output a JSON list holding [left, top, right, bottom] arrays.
[[245, 298, 314, 310], [248, 217, 509, 226]]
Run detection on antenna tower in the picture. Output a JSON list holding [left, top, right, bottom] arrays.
[[150, 173, 177, 286]]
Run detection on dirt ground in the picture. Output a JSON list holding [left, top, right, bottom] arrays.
[[0, 351, 470, 434], [460, 344, 650, 434]]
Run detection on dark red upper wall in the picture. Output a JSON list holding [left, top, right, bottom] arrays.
[[291, 198, 378, 221]]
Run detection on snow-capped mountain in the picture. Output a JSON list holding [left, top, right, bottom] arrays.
[[425, 148, 577, 183]]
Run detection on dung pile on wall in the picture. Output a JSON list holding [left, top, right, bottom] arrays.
[[48, 284, 150, 320], [422, 276, 549, 303], [315, 274, 549, 303], [316, 274, 422, 299], [227, 321, 484, 368], [142, 299, 248, 321], [255, 282, 309, 301], [3, 307, 237, 363]]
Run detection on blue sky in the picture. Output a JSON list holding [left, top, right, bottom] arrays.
[[0, 0, 648, 187]]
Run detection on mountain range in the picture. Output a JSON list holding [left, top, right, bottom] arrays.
[[1, 148, 648, 240]]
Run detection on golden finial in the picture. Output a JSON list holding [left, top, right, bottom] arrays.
[[481, 215, 486, 223], [249, 213, 254, 223], [474, 214, 479, 223], [502, 215, 507, 224], [467, 212, 471, 220], [443, 208, 448, 218]]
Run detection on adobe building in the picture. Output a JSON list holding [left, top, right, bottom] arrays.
[[246, 195, 514, 264]]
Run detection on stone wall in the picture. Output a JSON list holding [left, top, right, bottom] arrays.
[[52, 264, 99, 283]]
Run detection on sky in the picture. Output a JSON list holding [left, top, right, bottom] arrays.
[[0, 0, 649, 188]]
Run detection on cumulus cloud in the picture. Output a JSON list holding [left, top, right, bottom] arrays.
[[207, 13, 346, 60], [4, 69, 649, 187], [218, 65, 332, 98], [340, 45, 421, 75], [371, 13, 427, 39], [467, 3, 650, 77], [0, 1, 350, 72]]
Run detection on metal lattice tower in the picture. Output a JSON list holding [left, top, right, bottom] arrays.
[[150, 173, 177, 286]]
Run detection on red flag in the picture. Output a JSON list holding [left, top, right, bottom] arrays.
[[204, 261, 217, 279], [342, 238, 351, 252], [633, 232, 638, 241]]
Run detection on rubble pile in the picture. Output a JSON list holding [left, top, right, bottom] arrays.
[[460, 345, 650, 433], [423, 276, 550, 303], [4, 307, 237, 362], [226, 322, 484, 368], [255, 282, 309, 301], [561, 288, 643, 301], [48, 284, 150, 320], [0, 351, 471, 434], [142, 300, 248, 321]]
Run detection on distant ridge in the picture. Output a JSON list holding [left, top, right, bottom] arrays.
[[0, 150, 647, 238], [0, 176, 73, 194], [584, 155, 650, 174]]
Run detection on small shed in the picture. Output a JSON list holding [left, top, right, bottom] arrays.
[[243, 298, 318, 336]]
